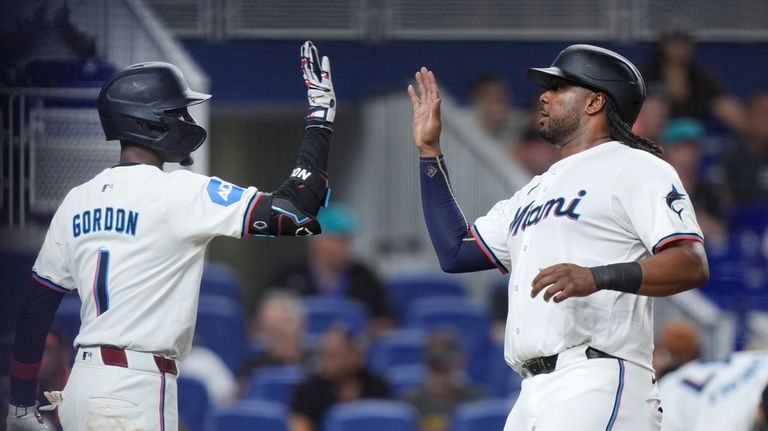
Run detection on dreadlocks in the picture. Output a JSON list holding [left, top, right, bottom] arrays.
[[604, 98, 664, 157]]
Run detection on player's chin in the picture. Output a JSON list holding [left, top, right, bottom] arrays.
[[538, 121, 548, 136]]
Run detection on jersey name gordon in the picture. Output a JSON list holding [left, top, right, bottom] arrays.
[[72, 207, 139, 238], [509, 189, 587, 237]]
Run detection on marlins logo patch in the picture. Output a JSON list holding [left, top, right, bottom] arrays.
[[665, 185, 686, 220]]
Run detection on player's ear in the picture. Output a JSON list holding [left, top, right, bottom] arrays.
[[585, 92, 607, 116]]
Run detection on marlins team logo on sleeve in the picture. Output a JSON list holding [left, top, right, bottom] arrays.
[[665, 185, 686, 220], [207, 178, 245, 207]]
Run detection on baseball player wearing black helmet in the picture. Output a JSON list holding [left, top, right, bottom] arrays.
[[7, 41, 335, 430], [409, 44, 709, 430]]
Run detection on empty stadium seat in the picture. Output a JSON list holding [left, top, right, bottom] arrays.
[[206, 400, 287, 431], [177, 376, 209, 431], [387, 272, 465, 319], [369, 329, 426, 373], [194, 296, 249, 372], [323, 400, 419, 431], [200, 262, 242, 302], [452, 398, 513, 431], [484, 342, 523, 398], [245, 365, 305, 404], [303, 296, 368, 344]]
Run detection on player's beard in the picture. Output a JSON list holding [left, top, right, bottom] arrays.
[[539, 109, 581, 148]]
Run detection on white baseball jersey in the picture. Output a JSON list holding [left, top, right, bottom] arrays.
[[32, 164, 260, 360], [471, 141, 703, 371], [660, 351, 768, 431]]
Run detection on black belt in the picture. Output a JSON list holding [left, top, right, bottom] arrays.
[[520, 347, 618, 377]]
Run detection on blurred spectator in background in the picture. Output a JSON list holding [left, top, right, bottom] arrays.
[[466, 73, 527, 144], [510, 126, 561, 177], [662, 118, 727, 244], [642, 31, 746, 133], [721, 91, 768, 206], [289, 326, 390, 431], [267, 205, 395, 335], [38, 330, 71, 428], [237, 293, 309, 390], [633, 91, 672, 143], [402, 331, 485, 431], [653, 320, 701, 380], [182, 343, 238, 406]]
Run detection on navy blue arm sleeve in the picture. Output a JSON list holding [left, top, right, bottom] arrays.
[[419, 156, 497, 273], [10, 280, 64, 406]]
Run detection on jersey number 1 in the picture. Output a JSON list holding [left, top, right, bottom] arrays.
[[93, 248, 110, 316]]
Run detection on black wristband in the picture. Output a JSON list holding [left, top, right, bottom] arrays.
[[590, 262, 643, 294]]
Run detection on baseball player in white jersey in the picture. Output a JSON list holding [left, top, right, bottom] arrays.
[[408, 45, 709, 430], [7, 41, 336, 430], [660, 350, 768, 431]]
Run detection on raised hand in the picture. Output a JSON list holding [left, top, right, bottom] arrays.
[[301, 41, 335, 128], [407, 67, 442, 157]]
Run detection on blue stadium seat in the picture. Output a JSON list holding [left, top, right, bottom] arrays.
[[206, 400, 287, 431], [452, 399, 513, 431], [200, 262, 242, 302], [303, 297, 368, 344], [384, 364, 426, 396], [405, 297, 492, 383], [387, 272, 465, 319], [323, 400, 419, 431], [245, 365, 305, 404], [484, 342, 523, 398], [177, 376, 209, 431], [369, 329, 426, 373], [194, 296, 249, 373]]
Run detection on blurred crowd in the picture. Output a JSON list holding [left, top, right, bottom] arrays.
[[30, 31, 768, 431]]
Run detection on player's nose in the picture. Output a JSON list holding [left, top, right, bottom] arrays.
[[538, 91, 550, 106]]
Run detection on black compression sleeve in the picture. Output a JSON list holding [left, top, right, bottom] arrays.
[[272, 127, 332, 217], [10, 281, 64, 406], [294, 127, 331, 172]]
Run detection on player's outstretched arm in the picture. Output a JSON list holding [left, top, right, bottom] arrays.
[[530, 240, 708, 302], [408, 67, 496, 273], [245, 41, 334, 237]]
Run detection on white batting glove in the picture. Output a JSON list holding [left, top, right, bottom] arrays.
[[301, 41, 335, 128], [39, 391, 63, 412], [6, 403, 48, 431]]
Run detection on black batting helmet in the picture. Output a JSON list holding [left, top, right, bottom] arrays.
[[527, 44, 646, 126], [97, 62, 211, 163]]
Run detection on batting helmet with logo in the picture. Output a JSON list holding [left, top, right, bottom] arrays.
[[96, 62, 211, 163], [527, 44, 646, 126]]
